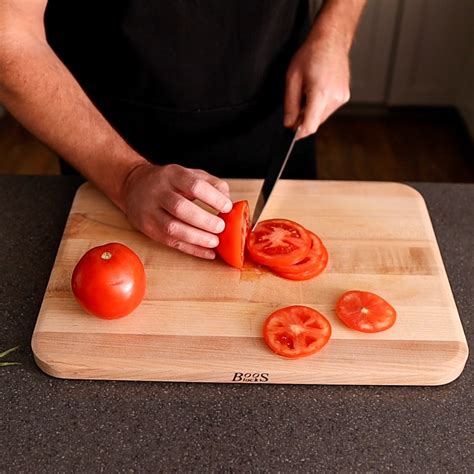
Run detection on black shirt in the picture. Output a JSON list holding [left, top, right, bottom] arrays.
[[45, 1, 313, 177]]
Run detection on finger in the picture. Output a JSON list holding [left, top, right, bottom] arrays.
[[175, 173, 233, 213], [149, 208, 220, 250], [168, 241, 216, 260], [297, 89, 327, 139], [161, 190, 225, 234], [142, 219, 216, 259], [194, 169, 231, 198], [284, 72, 303, 128]]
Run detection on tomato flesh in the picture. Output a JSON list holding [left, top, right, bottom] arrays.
[[336, 290, 397, 333], [247, 219, 311, 267], [275, 246, 328, 280], [271, 231, 328, 276], [216, 200, 249, 269], [263, 305, 332, 359], [71, 242, 146, 319]]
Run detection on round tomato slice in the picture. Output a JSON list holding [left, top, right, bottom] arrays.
[[247, 219, 311, 267], [216, 200, 249, 269], [275, 246, 328, 281], [263, 305, 332, 359], [336, 290, 397, 333], [271, 231, 328, 275], [71, 242, 146, 320]]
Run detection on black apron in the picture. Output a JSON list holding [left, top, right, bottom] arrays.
[[45, 0, 315, 178]]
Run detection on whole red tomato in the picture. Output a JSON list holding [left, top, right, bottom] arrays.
[[71, 242, 146, 319]]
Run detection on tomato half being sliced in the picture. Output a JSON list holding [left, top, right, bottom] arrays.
[[263, 305, 332, 359], [271, 231, 328, 275], [336, 290, 397, 333], [216, 200, 249, 269], [247, 219, 312, 267]]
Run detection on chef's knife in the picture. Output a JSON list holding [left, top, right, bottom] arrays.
[[251, 127, 299, 230]]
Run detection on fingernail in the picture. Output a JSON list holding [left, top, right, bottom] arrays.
[[209, 236, 219, 248], [223, 201, 233, 213], [216, 219, 225, 233], [207, 251, 216, 260]]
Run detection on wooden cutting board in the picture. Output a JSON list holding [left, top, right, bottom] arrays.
[[32, 180, 468, 385]]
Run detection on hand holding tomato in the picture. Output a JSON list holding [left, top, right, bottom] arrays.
[[72, 243, 146, 319], [121, 162, 232, 260]]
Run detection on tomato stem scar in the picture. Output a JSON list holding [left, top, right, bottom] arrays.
[[101, 251, 112, 260]]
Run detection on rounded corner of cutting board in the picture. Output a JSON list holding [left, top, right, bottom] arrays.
[[389, 182, 426, 202], [426, 340, 469, 386], [31, 334, 69, 380]]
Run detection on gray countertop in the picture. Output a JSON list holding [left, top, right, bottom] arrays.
[[0, 176, 472, 472]]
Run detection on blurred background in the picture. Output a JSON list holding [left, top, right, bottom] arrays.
[[0, 0, 473, 181]]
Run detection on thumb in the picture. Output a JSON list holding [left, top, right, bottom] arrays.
[[284, 72, 303, 128]]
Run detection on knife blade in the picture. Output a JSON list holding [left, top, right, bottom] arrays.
[[251, 127, 299, 230]]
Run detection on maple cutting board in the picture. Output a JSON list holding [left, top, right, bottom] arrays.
[[32, 180, 468, 385]]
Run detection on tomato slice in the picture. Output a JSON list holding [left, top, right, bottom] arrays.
[[247, 219, 311, 267], [275, 246, 328, 281], [271, 231, 328, 274], [216, 200, 249, 269], [336, 290, 397, 333], [263, 305, 332, 359]]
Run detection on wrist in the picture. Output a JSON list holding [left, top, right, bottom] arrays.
[[306, 0, 366, 55], [117, 159, 155, 212]]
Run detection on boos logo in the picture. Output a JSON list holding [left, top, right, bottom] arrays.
[[232, 372, 269, 383]]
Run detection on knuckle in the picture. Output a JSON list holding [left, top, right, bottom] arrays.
[[329, 87, 350, 105], [163, 163, 183, 180], [163, 219, 179, 236], [166, 238, 182, 250], [218, 184, 230, 197], [171, 197, 187, 216], [301, 124, 315, 136], [190, 178, 204, 196], [335, 93, 346, 104]]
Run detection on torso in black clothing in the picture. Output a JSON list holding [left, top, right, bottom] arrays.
[[45, 1, 314, 178]]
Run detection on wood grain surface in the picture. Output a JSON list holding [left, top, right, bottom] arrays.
[[32, 180, 468, 385]]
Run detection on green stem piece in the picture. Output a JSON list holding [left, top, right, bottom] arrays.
[[0, 345, 20, 359]]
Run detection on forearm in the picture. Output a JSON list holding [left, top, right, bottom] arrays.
[[308, 0, 366, 53], [0, 31, 147, 209]]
